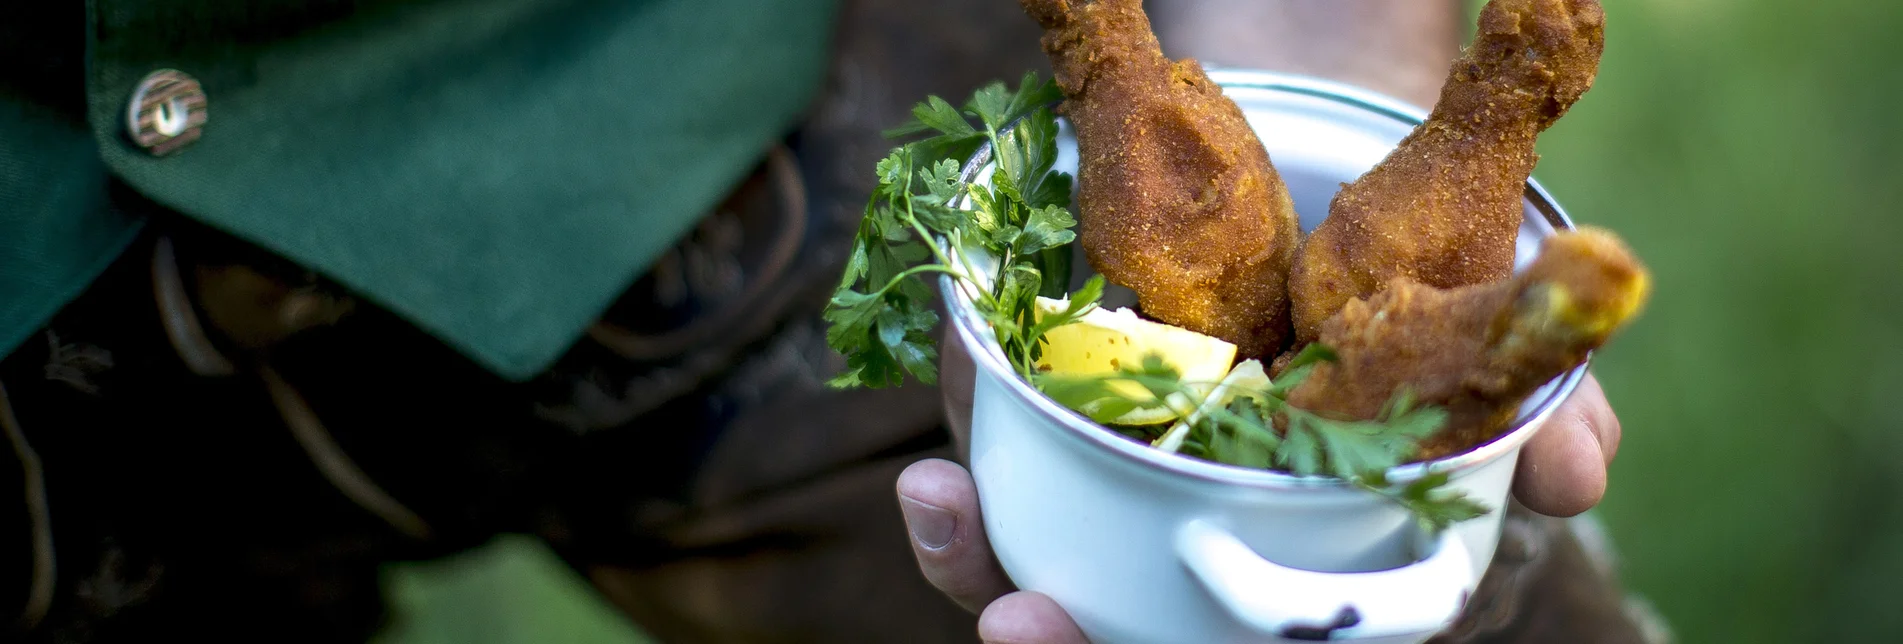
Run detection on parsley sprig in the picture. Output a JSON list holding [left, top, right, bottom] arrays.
[[825, 72, 1100, 388], [823, 72, 1490, 535], [1037, 346, 1490, 534]]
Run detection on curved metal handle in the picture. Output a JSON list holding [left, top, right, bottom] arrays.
[[1176, 519, 1474, 641]]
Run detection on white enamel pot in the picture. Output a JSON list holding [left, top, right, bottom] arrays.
[[942, 70, 1587, 644]]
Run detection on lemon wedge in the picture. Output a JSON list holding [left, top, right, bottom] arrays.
[[1153, 359, 1270, 453], [1032, 296, 1238, 425]]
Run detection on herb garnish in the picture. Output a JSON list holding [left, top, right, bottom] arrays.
[[1037, 346, 1489, 534], [824, 72, 1097, 388], [823, 72, 1489, 534]]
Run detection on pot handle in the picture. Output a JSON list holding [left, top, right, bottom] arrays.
[[1175, 518, 1475, 640]]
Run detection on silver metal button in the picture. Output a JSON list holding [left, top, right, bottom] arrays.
[[126, 69, 208, 156]]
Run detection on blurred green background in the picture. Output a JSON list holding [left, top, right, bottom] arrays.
[[371, 1, 1903, 642], [1525, 0, 1903, 642]]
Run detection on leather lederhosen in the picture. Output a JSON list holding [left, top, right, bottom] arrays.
[[1, 0, 1670, 642]]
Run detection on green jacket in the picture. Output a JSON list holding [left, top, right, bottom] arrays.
[[0, 0, 840, 381]]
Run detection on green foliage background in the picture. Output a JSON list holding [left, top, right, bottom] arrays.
[[373, 1, 1903, 642], [1506, 0, 1903, 641]]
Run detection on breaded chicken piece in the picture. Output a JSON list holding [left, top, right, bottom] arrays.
[[1287, 0, 1606, 345], [1285, 227, 1649, 461], [1019, 0, 1301, 358]]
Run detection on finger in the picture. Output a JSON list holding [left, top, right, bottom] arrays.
[[1513, 374, 1617, 517], [1576, 374, 1622, 463], [978, 591, 1089, 644], [897, 458, 1014, 613]]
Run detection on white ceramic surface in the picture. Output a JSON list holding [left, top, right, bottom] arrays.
[[942, 70, 1586, 644]]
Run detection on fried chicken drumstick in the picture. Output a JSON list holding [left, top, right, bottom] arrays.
[[1288, 0, 1606, 345], [1019, 0, 1301, 358], [1286, 227, 1649, 460]]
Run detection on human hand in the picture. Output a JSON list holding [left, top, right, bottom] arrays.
[[899, 329, 1624, 642]]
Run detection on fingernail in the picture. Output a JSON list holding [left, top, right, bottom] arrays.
[[900, 497, 956, 550]]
